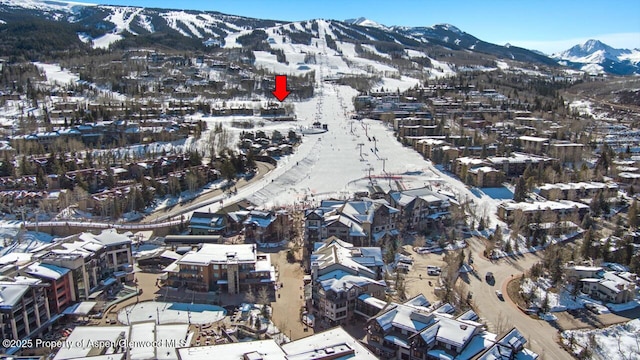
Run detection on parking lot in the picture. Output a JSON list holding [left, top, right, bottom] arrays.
[[402, 245, 449, 302]]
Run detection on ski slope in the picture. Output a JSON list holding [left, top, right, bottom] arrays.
[[189, 26, 500, 226]]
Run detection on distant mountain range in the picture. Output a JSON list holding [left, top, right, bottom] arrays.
[[552, 39, 640, 75], [0, 0, 556, 65], [0, 0, 637, 76]]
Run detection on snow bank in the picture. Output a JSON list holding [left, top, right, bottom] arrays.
[[562, 319, 640, 360]]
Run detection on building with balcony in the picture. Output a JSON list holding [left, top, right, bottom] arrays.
[[577, 271, 637, 304], [304, 199, 399, 248], [0, 276, 52, 349], [310, 237, 386, 325], [387, 187, 452, 231], [364, 294, 538, 360], [537, 181, 618, 202], [38, 229, 133, 300], [497, 200, 590, 224], [164, 244, 275, 294], [23, 262, 74, 315]]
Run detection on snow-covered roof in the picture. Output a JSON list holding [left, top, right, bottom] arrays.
[[0, 282, 31, 308], [282, 326, 378, 359], [618, 172, 640, 179], [53, 326, 130, 360], [519, 135, 548, 143], [538, 181, 617, 192], [375, 303, 435, 333], [93, 228, 132, 246], [318, 269, 384, 293], [25, 262, 70, 280], [311, 239, 379, 278], [499, 200, 589, 213], [487, 153, 552, 165], [358, 293, 388, 310], [62, 301, 96, 315], [469, 166, 501, 174], [456, 332, 498, 360], [0, 252, 32, 266], [177, 340, 286, 360], [456, 157, 488, 166], [178, 243, 258, 265], [429, 316, 479, 348]]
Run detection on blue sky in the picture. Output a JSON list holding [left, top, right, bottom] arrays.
[[93, 0, 640, 53]]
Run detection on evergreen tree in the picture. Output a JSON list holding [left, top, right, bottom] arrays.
[[514, 176, 527, 202], [629, 200, 639, 230]]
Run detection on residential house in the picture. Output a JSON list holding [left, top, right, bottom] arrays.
[[243, 210, 290, 243], [580, 272, 637, 304], [466, 166, 505, 188], [549, 142, 584, 164], [519, 136, 548, 155], [486, 153, 556, 178], [39, 230, 133, 300], [188, 212, 228, 235]]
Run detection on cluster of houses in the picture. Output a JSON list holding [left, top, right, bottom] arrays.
[[363, 294, 537, 359], [238, 130, 299, 158], [301, 225, 537, 359], [304, 187, 452, 248], [0, 229, 134, 346], [11, 118, 199, 150], [188, 207, 291, 244], [0, 153, 221, 218]]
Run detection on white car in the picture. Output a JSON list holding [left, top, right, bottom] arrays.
[[495, 290, 504, 300]]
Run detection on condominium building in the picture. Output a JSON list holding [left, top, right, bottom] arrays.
[[165, 243, 275, 294]]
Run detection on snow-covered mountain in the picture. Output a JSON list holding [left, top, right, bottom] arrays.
[[552, 39, 640, 75], [344, 17, 386, 29], [0, 0, 556, 67]]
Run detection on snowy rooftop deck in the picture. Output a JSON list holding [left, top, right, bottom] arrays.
[[0, 283, 30, 308], [318, 270, 384, 292], [178, 243, 258, 265], [53, 326, 130, 360], [281, 327, 378, 359], [53, 322, 188, 360], [25, 261, 70, 280], [177, 340, 286, 360]]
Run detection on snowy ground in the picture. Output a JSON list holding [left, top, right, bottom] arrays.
[[181, 29, 502, 225], [520, 277, 610, 315], [562, 319, 640, 360], [0, 221, 55, 257], [7, 20, 492, 233], [118, 301, 226, 325]]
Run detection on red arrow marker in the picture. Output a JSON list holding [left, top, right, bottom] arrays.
[[272, 75, 291, 102]]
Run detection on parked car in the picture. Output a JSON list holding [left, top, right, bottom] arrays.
[[427, 265, 441, 276], [585, 303, 599, 314]]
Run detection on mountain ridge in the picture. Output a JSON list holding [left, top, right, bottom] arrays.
[[0, 0, 632, 76], [552, 39, 640, 75]]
